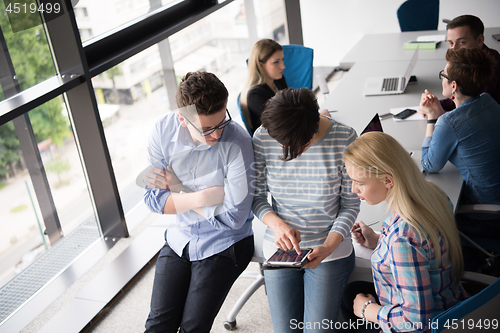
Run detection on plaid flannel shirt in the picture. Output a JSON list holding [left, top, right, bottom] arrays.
[[371, 212, 467, 332]]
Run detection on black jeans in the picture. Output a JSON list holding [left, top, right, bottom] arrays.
[[338, 281, 380, 333], [144, 235, 254, 333]]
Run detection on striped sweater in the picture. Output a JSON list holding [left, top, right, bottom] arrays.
[[252, 118, 360, 260]]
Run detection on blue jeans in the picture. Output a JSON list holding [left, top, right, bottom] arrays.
[[144, 235, 254, 333], [264, 251, 355, 333]]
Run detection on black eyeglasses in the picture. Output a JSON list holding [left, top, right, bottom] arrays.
[[439, 70, 451, 81], [184, 109, 232, 136]]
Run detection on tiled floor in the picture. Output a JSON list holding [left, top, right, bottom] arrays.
[[86, 261, 272, 333]]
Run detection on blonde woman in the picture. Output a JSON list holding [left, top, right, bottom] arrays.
[[340, 132, 467, 333], [240, 38, 287, 135]]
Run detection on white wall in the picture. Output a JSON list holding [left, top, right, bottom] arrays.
[[301, 0, 500, 67]]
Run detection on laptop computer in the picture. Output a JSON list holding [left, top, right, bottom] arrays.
[[363, 48, 419, 96], [361, 113, 383, 135]]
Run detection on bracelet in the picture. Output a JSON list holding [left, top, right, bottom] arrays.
[[361, 300, 373, 319], [427, 118, 438, 124]]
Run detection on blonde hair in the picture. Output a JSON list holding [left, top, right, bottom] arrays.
[[240, 39, 283, 130], [344, 132, 463, 281]]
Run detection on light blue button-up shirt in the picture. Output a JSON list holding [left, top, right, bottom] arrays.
[[422, 93, 500, 206], [144, 112, 255, 260]]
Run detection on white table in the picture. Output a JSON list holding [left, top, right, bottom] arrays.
[[340, 27, 500, 67], [322, 59, 445, 150]]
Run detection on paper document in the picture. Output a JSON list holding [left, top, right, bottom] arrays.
[[416, 34, 446, 42], [353, 241, 373, 260], [390, 106, 426, 122]]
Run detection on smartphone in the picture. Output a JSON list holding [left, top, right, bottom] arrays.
[[393, 108, 417, 119], [493, 34, 500, 42], [265, 248, 312, 267]]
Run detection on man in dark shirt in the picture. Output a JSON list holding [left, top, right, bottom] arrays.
[[440, 15, 500, 111]]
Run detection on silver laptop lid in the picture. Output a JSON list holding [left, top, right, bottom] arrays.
[[401, 47, 419, 91]]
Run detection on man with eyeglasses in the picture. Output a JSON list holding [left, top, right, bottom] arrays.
[[419, 47, 500, 274], [143, 71, 255, 333], [420, 15, 500, 115]]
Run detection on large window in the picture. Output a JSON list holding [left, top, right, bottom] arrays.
[[74, 0, 181, 43], [94, 0, 288, 206], [0, 96, 98, 289], [0, 1, 57, 100]]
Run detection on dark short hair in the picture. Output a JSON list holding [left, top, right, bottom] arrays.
[[446, 15, 484, 39], [261, 88, 320, 161], [176, 71, 228, 115], [445, 48, 497, 97]]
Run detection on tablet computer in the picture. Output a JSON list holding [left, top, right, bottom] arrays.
[[361, 113, 384, 134], [264, 248, 313, 268]]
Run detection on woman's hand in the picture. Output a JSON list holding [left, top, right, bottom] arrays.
[[353, 293, 378, 318], [303, 245, 332, 269], [419, 89, 444, 120], [319, 109, 330, 117], [304, 232, 343, 269], [351, 221, 379, 250], [261, 213, 301, 254], [272, 219, 302, 254]]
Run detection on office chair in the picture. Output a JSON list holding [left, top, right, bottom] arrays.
[[223, 217, 267, 330], [397, 0, 439, 32], [431, 272, 500, 332], [282, 44, 314, 90], [455, 204, 500, 276], [236, 92, 253, 135]]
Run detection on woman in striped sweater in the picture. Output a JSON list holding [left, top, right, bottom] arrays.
[[252, 87, 360, 332]]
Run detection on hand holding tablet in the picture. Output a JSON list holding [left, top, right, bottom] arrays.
[[263, 248, 313, 269]]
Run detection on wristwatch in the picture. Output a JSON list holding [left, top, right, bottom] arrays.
[[427, 118, 438, 124]]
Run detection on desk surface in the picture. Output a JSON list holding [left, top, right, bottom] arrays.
[[322, 59, 444, 150], [321, 58, 463, 217], [340, 27, 500, 67]]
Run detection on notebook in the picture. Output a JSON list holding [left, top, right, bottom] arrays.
[[361, 113, 383, 135], [363, 47, 419, 96]]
